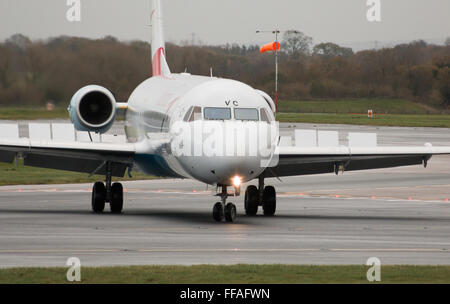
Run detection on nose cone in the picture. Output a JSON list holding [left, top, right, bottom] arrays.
[[180, 155, 263, 186], [207, 156, 262, 185]]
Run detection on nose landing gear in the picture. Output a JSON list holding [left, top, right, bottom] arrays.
[[212, 185, 237, 222]]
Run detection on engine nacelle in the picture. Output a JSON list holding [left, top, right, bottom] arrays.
[[255, 90, 276, 114], [68, 85, 117, 134]]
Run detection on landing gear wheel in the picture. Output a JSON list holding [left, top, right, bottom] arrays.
[[262, 186, 276, 216], [225, 203, 237, 222], [110, 182, 124, 214], [245, 185, 259, 216], [92, 182, 106, 213], [213, 202, 224, 222]]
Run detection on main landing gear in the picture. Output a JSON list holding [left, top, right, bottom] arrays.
[[244, 176, 276, 216], [212, 185, 237, 223], [91, 162, 124, 214]]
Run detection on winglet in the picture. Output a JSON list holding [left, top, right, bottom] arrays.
[[151, 0, 171, 77]]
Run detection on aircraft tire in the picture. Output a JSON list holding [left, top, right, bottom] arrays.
[[225, 203, 237, 222], [213, 202, 224, 222], [245, 185, 259, 216], [110, 182, 124, 214], [92, 182, 106, 213], [262, 186, 276, 216]]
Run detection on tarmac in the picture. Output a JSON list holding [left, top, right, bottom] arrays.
[[0, 122, 449, 267]]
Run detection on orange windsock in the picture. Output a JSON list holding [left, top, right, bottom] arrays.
[[260, 42, 281, 53]]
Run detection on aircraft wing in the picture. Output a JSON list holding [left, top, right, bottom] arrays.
[[265, 145, 450, 178], [0, 139, 136, 177]]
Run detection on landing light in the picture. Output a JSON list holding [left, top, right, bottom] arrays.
[[233, 176, 242, 187]]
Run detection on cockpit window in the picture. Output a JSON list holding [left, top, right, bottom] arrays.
[[188, 106, 202, 122], [260, 108, 271, 123], [183, 106, 193, 122], [234, 108, 259, 121], [204, 107, 231, 120]]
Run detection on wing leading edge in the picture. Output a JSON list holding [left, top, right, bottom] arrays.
[[265, 145, 450, 178]]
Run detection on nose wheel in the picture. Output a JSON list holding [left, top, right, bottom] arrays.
[[224, 203, 237, 222], [213, 202, 237, 222], [213, 202, 224, 222], [212, 185, 237, 222]]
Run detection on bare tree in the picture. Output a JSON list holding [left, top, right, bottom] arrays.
[[313, 42, 354, 58], [282, 30, 313, 56]]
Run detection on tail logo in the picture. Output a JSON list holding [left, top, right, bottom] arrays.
[[152, 47, 165, 76], [150, 9, 155, 22]]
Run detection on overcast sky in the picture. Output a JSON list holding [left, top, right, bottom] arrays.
[[1, 0, 449, 49]]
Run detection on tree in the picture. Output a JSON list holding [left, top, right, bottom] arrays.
[[408, 65, 433, 97], [313, 42, 354, 58], [0, 46, 9, 89], [446, 37, 450, 46], [0, 34, 448, 107], [5, 34, 31, 50], [282, 30, 313, 56]]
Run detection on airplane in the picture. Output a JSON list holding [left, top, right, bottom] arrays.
[[1, 0, 450, 223]]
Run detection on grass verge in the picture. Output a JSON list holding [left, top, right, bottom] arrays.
[[0, 102, 449, 128], [277, 99, 437, 115], [0, 107, 69, 120], [0, 265, 449, 284], [277, 113, 450, 128], [0, 159, 157, 186]]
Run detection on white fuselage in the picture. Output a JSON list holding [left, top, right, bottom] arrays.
[[125, 73, 276, 186]]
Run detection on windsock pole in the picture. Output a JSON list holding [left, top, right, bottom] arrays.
[[274, 30, 279, 111], [257, 30, 301, 114], [257, 29, 282, 112]]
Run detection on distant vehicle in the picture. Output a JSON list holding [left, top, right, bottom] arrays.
[[1, 0, 449, 222]]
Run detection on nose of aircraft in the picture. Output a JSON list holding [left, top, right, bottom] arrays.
[[174, 120, 274, 185], [206, 155, 261, 185]]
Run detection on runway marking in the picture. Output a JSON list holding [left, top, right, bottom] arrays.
[[0, 189, 211, 195], [279, 193, 447, 203], [0, 248, 448, 254], [295, 184, 450, 193]]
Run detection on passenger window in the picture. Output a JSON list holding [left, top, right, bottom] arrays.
[[204, 107, 231, 120], [235, 108, 259, 121], [188, 107, 202, 122], [260, 108, 271, 123]]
